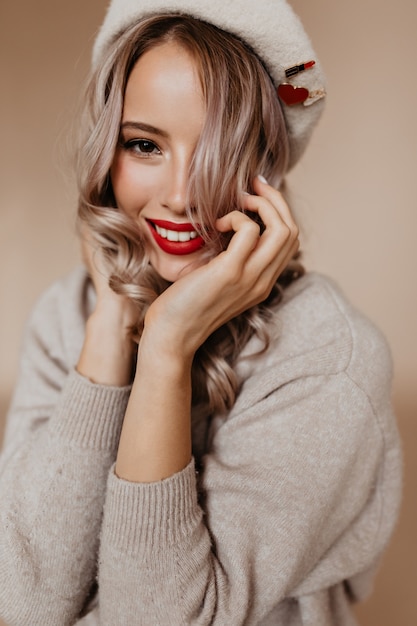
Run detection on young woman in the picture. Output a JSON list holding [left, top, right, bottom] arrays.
[[0, 1, 402, 624]]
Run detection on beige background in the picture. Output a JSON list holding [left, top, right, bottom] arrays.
[[0, 1, 416, 624]]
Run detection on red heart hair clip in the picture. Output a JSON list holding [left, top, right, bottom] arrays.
[[277, 83, 326, 107], [278, 83, 309, 106]]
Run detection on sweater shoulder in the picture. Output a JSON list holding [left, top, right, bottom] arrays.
[[235, 272, 393, 405], [279, 272, 391, 377], [29, 264, 91, 325], [26, 265, 93, 368]]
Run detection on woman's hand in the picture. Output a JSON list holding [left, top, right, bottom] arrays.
[[77, 228, 138, 386], [143, 176, 299, 360]]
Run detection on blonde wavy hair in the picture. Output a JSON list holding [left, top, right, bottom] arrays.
[[76, 14, 303, 414]]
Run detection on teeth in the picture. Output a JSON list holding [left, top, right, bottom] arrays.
[[154, 224, 198, 242], [178, 231, 190, 242]]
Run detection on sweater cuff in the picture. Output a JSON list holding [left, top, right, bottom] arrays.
[[102, 459, 202, 556], [52, 369, 131, 452]]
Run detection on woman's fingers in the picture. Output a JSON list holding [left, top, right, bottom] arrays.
[[216, 210, 261, 261], [243, 180, 298, 241], [217, 179, 298, 269], [252, 175, 296, 228], [209, 177, 300, 307]]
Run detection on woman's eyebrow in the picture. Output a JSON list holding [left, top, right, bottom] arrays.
[[120, 121, 169, 138]]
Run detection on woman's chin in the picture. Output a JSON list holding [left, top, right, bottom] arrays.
[[150, 254, 207, 283]]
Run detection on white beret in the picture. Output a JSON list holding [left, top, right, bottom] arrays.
[[92, 0, 326, 169]]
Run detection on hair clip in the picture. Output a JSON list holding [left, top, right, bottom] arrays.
[[285, 60, 315, 78], [277, 83, 326, 107]]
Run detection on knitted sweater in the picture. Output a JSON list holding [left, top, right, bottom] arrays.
[[0, 267, 401, 626]]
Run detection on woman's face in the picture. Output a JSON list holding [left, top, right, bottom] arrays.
[[111, 41, 207, 283]]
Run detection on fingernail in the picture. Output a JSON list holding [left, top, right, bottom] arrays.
[[257, 174, 268, 184]]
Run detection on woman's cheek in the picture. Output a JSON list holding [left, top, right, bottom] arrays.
[[111, 160, 142, 216]]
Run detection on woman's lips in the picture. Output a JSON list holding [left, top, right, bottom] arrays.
[[146, 219, 205, 256]]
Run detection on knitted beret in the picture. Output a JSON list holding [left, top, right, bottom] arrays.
[[92, 0, 326, 169]]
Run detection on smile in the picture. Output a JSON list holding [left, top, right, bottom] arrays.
[[154, 224, 198, 242], [146, 219, 205, 256]]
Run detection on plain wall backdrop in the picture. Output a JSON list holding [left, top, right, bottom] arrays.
[[0, 1, 416, 624]]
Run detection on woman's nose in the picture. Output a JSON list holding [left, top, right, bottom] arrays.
[[162, 158, 189, 215]]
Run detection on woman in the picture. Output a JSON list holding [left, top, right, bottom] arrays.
[[0, 1, 402, 624]]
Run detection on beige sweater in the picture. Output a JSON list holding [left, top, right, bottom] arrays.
[[0, 267, 401, 625]]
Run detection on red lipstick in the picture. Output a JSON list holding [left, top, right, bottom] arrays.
[[146, 219, 205, 256], [285, 60, 315, 78]]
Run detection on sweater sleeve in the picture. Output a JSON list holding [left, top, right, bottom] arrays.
[[0, 280, 131, 626], [96, 366, 400, 624]]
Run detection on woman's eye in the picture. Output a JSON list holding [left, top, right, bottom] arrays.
[[123, 139, 161, 156]]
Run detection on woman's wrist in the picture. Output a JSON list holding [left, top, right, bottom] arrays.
[[77, 310, 136, 386], [139, 323, 195, 371]]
